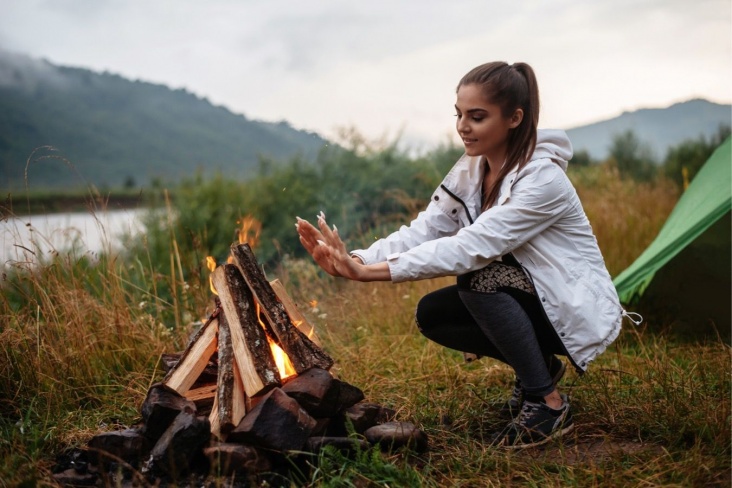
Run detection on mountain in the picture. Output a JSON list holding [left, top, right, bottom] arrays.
[[565, 99, 731, 161], [0, 51, 328, 191]]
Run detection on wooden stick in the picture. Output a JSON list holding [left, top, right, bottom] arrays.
[[211, 264, 280, 397], [215, 310, 248, 435], [209, 393, 222, 439], [230, 244, 333, 373], [163, 315, 219, 395], [183, 383, 217, 403], [269, 279, 321, 346]]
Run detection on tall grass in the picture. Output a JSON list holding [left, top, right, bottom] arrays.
[[1, 164, 728, 486]]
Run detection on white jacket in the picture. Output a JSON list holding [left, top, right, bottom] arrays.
[[351, 129, 623, 371]]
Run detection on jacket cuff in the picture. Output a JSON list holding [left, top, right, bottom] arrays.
[[386, 252, 408, 283]]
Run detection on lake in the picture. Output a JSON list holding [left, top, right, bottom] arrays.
[[1, 208, 147, 267]]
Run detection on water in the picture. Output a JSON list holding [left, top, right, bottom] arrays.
[[1, 208, 147, 267]]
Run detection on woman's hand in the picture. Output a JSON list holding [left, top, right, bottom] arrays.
[[295, 215, 342, 277], [295, 213, 390, 282]]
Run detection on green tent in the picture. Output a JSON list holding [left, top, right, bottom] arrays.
[[613, 137, 731, 330]]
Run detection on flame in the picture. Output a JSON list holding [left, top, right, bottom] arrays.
[[309, 300, 318, 308], [206, 256, 218, 295], [204, 216, 299, 380], [236, 215, 261, 249], [256, 302, 296, 379]]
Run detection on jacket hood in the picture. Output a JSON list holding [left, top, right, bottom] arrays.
[[534, 129, 573, 171]]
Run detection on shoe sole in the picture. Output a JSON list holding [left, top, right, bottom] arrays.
[[500, 422, 575, 450]]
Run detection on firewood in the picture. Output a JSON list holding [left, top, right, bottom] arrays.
[[183, 383, 217, 410], [209, 393, 221, 439], [161, 353, 218, 385], [214, 311, 249, 435], [230, 244, 333, 373], [269, 278, 321, 346], [162, 315, 219, 395], [211, 264, 280, 397]]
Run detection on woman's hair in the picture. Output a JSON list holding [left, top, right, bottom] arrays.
[[457, 62, 539, 209]]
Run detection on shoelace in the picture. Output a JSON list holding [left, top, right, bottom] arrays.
[[514, 401, 542, 426]]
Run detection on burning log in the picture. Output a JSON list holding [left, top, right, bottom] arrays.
[[230, 243, 333, 373], [211, 264, 281, 397], [75, 236, 430, 484], [162, 315, 219, 396], [270, 278, 321, 346]]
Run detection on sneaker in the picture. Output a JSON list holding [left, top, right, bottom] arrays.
[[499, 356, 566, 418], [492, 394, 574, 449]]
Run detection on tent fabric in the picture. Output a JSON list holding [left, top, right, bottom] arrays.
[[613, 136, 732, 303]]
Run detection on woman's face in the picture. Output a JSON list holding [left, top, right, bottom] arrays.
[[455, 83, 522, 160]]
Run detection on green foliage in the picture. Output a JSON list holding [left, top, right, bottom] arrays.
[[296, 444, 429, 487], [130, 141, 463, 272], [608, 130, 658, 181], [0, 56, 326, 191], [568, 148, 595, 168], [662, 125, 731, 188]]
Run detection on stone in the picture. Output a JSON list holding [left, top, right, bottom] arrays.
[[364, 422, 428, 453], [140, 383, 196, 441], [334, 380, 364, 411], [344, 403, 396, 433], [203, 443, 272, 476], [281, 367, 340, 417], [87, 428, 148, 467], [52, 468, 98, 486], [147, 410, 211, 478], [228, 388, 317, 451]]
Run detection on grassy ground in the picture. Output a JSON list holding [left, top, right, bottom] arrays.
[[1, 170, 729, 486]]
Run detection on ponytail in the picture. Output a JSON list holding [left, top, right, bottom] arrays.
[[457, 62, 540, 209]]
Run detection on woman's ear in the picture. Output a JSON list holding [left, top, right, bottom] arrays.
[[509, 108, 524, 129]]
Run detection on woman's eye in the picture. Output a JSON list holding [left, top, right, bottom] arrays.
[[472, 117, 484, 122]]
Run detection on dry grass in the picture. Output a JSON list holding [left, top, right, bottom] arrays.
[[570, 165, 680, 277], [1, 169, 729, 486]]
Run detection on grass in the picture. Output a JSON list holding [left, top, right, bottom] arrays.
[[1, 170, 729, 486]]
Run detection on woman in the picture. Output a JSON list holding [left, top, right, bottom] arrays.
[[296, 61, 630, 449]]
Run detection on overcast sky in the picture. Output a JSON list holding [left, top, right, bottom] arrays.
[[1, 0, 730, 149]]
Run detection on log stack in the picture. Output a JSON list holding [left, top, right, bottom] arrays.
[[63, 244, 428, 486]]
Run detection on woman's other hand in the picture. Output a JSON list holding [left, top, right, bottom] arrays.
[[296, 215, 342, 277]]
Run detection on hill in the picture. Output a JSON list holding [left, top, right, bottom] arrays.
[[565, 99, 731, 161], [0, 51, 328, 191]]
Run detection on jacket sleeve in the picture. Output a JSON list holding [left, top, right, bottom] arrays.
[[350, 198, 461, 264], [386, 161, 572, 282]]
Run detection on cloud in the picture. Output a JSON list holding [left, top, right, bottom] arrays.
[[0, 49, 67, 90], [0, 0, 729, 146]]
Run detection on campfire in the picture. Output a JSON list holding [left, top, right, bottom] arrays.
[[62, 220, 428, 485]]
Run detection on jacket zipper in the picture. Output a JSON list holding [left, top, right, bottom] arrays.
[[440, 184, 474, 225], [519, 263, 583, 374]]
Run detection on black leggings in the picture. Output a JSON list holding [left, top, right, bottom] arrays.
[[415, 270, 567, 397]]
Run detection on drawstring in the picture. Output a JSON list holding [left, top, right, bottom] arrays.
[[622, 310, 644, 325]]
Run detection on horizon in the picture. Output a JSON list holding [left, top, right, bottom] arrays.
[[2, 49, 728, 141]]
